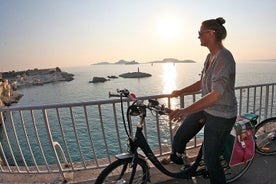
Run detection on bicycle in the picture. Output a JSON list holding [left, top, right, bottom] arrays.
[[95, 89, 261, 183]]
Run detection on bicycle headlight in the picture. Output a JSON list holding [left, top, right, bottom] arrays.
[[129, 105, 140, 116]]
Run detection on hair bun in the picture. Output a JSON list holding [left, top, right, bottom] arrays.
[[216, 17, 225, 25]]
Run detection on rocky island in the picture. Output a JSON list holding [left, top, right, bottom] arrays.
[[0, 67, 74, 106], [119, 72, 151, 78], [2, 67, 74, 89], [89, 67, 151, 83], [89, 77, 109, 83]]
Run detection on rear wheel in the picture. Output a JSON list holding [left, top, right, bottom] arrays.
[[223, 156, 253, 183], [95, 157, 149, 184], [255, 117, 276, 155]]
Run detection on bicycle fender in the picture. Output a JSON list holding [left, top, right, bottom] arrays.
[[115, 153, 145, 160]]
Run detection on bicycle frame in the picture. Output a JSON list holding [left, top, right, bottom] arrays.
[[115, 114, 206, 179]]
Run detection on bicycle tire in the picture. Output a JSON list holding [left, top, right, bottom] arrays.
[[224, 155, 254, 183], [255, 117, 276, 155], [95, 157, 149, 184]]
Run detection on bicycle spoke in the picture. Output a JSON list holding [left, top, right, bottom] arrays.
[[255, 118, 276, 155]]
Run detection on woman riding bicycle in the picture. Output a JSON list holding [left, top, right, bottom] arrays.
[[162, 17, 237, 184]]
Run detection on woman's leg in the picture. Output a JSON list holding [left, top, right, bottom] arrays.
[[170, 111, 206, 164], [203, 113, 236, 184]]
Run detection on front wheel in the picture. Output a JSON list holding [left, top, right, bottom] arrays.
[[95, 157, 149, 184], [255, 117, 276, 155]]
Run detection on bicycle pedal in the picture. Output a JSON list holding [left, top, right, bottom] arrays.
[[196, 165, 206, 172], [195, 166, 209, 179]]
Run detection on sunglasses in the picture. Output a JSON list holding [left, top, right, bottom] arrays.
[[198, 29, 215, 36]]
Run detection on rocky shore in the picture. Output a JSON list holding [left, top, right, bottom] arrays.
[[0, 91, 23, 107], [0, 79, 23, 107]]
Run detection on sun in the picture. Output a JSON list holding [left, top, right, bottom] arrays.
[[157, 15, 182, 40]]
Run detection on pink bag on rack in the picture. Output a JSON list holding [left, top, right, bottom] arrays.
[[225, 118, 255, 167]]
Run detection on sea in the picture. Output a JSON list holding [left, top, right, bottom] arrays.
[[4, 61, 276, 165], [15, 61, 276, 106]]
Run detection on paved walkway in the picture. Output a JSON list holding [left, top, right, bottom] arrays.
[[2, 152, 274, 183], [158, 153, 276, 184]]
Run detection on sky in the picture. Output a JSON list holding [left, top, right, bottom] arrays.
[[1, 0, 276, 72]]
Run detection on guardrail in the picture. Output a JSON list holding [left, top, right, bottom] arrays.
[[0, 83, 275, 182]]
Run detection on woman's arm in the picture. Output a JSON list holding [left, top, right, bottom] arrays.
[[171, 79, 202, 97], [169, 89, 221, 122]]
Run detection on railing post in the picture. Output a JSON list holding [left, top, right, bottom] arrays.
[[53, 141, 73, 182], [42, 108, 66, 181], [239, 88, 243, 116], [180, 95, 184, 108], [264, 85, 270, 119]]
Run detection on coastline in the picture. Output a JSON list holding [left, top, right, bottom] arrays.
[[2, 62, 276, 106]]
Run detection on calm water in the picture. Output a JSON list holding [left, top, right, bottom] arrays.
[[15, 61, 276, 106], [4, 61, 276, 165]]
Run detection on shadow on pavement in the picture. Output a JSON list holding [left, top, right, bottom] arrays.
[[159, 153, 276, 184]]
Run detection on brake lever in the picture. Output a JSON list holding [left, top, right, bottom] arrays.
[[148, 100, 172, 115]]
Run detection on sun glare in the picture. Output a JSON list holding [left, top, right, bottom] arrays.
[[162, 63, 180, 110], [162, 63, 176, 94], [157, 15, 182, 40]]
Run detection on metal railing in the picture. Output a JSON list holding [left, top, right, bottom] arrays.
[[0, 83, 275, 182]]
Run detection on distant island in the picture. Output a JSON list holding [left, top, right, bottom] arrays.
[[92, 58, 196, 65], [93, 60, 139, 65], [149, 58, 196, 64], [246, 59, 276, 62]]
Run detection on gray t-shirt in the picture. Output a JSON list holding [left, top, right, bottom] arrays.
[[201, 48, 237, 118]]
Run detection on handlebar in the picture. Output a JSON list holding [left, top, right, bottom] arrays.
[[109, 88, 172, 115], [109, 88, 172, 138], [109, 89, 138, 102]]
